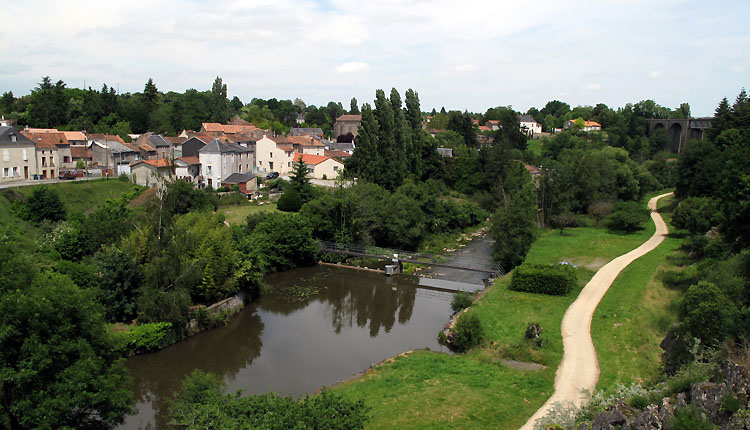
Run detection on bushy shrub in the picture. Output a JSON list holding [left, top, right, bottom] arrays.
[[126, 322, 173, 354], [449, 313, 484, 353], [218, 192, 248, 206], [679, 281, 737, 346], [672, 197, 722, 235], [510, 263, 577, 296], [277, 189, 303, 212], [451, 291, 474, 313], [606, 201, 650, 233], [669, 405, 717, 430]]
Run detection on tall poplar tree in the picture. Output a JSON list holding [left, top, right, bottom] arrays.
[[374, 89, 399, 190], [389, 88, 409, 182], [349, 97, 360, 115], [405, 89, 424, 177], [210, 76, 229, 123]]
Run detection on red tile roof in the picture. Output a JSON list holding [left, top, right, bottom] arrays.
[[70, 146, 91, 159], [294, 153, 343, 166], [22, 131, 69, 149], [137, 158, 174, 168], [177, 156, 200, 165], [62, 131, 87, 141]]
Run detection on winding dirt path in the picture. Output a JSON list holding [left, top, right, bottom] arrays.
[[520, 193, 672, 430]]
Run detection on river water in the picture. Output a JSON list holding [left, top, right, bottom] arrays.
[[122, 266, 457, 430]]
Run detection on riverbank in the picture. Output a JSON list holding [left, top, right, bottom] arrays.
[[332, 193, 669, 429]]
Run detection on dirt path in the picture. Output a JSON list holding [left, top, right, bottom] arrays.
[[520, 193, 672, 430]]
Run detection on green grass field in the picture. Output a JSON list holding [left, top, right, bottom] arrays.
[[527, 139, 543, 157], [219, 202, 279, 225], [10, 178, 137, 215], [334, 196, 663, 429]]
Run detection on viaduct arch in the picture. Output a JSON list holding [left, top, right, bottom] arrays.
[[648, 117, 712, 153]]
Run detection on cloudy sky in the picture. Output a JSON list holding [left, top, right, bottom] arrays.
[[1, 0, 747, 116]]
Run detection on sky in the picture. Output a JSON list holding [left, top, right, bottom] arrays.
[[1, 0, 748, 117]]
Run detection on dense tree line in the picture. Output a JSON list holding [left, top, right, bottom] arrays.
[[658, 89, 750, 373]]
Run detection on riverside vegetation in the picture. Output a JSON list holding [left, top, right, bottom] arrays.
[[2, 84, 746, 429]]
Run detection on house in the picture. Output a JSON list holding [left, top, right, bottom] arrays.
[[289, 127, 324, 138], [295, 113, 304, 125], [130, 158, 175, 187], [333, 114, 361, 140], [62, 131, 87, 146], [70, 146, 92, 166], [437, 147, 453, 157], [519, 115, 542, 136], [564, 119, 602, 132], [87, 134, 140, 175], [181, 136, 209, 158], [287, 135, 326, 156], [222, 172, 257, 195], [294, 153, 344, 180], [0, 126, 37, 181], [135, 133, 172, 159], [254, 135, 298, 175], [486, 120, 500, 131], [25, 131, 76, 176], [198, 138, 254, 189], [174, 156, 200, 182], [0, 116, 15, 127], [325, 141, 355, 154], [324, 149, 352, 160], [163, 136, 187, 158]]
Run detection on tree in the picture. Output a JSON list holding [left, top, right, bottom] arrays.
[[490, 183, 538, 270], [23, 186, 66, 223], [605, 201, 650, 234], [240, 213, 318, 272], [707, 97, 732, 142], [277, 188, 303, 212], [94, 245, 143, 323], [679, 281, 737, 346], [549, 212, 578, 234], [447, 111, 477, 147], [671, 197, 722, 235], [209, 77, 229, 123], [675, 140, 723, 198], [0, 250, 133, 429], [289, 156, 313, 201], [349, 97, 359, 114]]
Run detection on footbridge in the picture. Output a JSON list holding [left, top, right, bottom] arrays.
[[318, 241, 504, 278]]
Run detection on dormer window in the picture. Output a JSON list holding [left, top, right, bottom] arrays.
[[10, 134, 16, 142]]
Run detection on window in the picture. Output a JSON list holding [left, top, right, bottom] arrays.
[[63, 156, 70, 163], [42, 156, 46, 166], [269, 162, 274, 170], [22, 149, 27, 161], [10, 135, 16, 142], [259, 161, 262, 166], [2, 150, 8, 162], [287, 162, 291, 167], [12, 167, 18, 176], [2, 167, 8, 178], [333, 166, 339, 171], [270, 152, 273, 158], [207, 165, 212, 174]]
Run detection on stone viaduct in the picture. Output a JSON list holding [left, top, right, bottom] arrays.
[[648, 117, 712, 153]]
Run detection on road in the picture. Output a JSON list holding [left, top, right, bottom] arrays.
[[0, 175, 104, 190], [520, 193, 672, 430]]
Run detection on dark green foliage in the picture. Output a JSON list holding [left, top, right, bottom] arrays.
[[510, 263, 577, 296], [451, 291, 474, 313], [675, 140, 723, 199], [606, 201, 650, 234], [289, 156, 313, 201], [671, 197, 722, 235], [720, 393, 740, 414], [237, 212, 318, 273], [23, 186, 66, 223], [277, 188, 303, 212], [490, 184, 538, 270], [94, 245, 142, 322], [678, 281, 737, 346], [125, 322, 174, 354], [449, 313, 484, 353], [0, 250, 132, 429], [164, 180, 218, 215], [669, 405, 717, 430], [169, 370, 370, 430]]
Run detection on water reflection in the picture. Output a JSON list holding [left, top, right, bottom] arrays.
[[123, 266, 452, 430]]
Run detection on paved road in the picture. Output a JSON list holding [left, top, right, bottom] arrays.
[[520, 193, 672, 430]]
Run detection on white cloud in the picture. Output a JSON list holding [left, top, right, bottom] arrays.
[[649, 70, 664, 79], [455, 64, 476, 72], [584, 83, 603, 92], [335, 61, 369, 73], [731, 65, 746, 73]]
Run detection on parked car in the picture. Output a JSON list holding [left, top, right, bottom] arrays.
[[59, 170, 78, 180], [265, 171, 279, 180]]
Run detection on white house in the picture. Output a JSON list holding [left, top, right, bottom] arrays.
[[294, 153, 344, 180], [564, 119, 602, 132], [130, 158, 175, 188], [174, 156, 201, 183], [0, 126, 37, 182], [254, 135, 297, 175], [198, 138, 254, 189], [518, 115, 542, 137]]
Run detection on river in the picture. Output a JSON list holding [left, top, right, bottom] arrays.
[[122, 235, 494, 429], [123, 266, 457, 429]]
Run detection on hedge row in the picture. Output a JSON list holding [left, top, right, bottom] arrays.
[[510, 263, 577, 296]]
